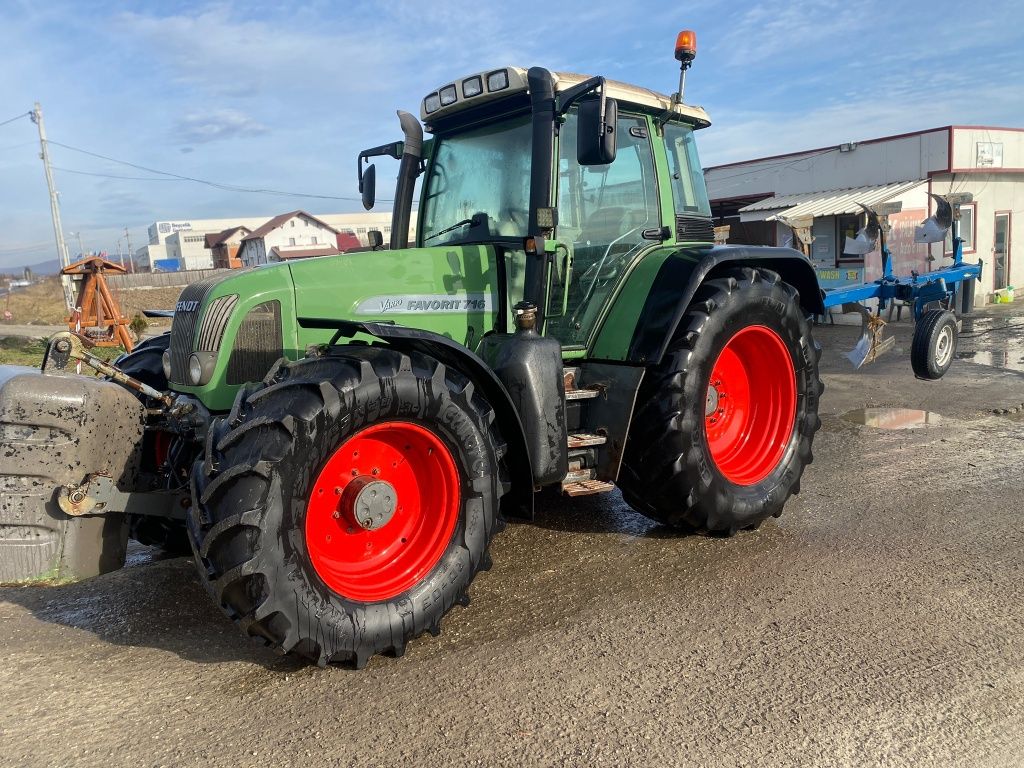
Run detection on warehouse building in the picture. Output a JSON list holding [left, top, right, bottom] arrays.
[[705, 126, 1023, 304]]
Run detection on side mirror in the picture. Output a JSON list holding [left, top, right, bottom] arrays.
[[360, 164, 376, 211], [577, 96, 617, 166]]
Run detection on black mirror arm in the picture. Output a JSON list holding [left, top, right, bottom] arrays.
[[555, 76, 606, 116], [357, 141, 404, 191]]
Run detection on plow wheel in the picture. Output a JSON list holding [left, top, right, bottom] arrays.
[[619, 267, 823, 534], [189, 347, 507, 667], [911, 309, 958, 380]]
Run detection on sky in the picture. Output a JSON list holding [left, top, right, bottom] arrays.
[[1, 0, 1023, 269]]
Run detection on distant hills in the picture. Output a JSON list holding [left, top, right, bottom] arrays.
[[1, 259, 64, 278]]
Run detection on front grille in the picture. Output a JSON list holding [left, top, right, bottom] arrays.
[[226, 301, 283, 385], [168, 274, 229, 384], [196, 294, 238, 351], [675, 215, 715, 243]]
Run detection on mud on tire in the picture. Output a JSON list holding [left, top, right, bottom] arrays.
[[618, 267, 823, 534], [189, 346, 507, 667]]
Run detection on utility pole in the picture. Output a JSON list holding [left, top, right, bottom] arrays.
[[124, 226, 134, 273], [31, 102, 75, 310]]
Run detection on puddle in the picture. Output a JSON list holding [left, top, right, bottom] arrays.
[[842, 408, 943, 429], [957, 316, 1024, 373]]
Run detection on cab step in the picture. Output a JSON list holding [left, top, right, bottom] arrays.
[[562, 479, 617, 497], [567, 432, 606, 448], [563, 366, 601, 401]]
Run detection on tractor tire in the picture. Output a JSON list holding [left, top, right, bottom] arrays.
[[113, 332, 191, 554], [619, 267, 823, 534], [113, 332, 170, 393], [189, 347, 507, 667], [911, 309, 957, 380]]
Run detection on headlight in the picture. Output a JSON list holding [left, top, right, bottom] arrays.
[[462, 76, 483, 98], [188, 353, 203, 385], [438, 84, 458, 106], [486, 69, 509, 92], [162, 350, 171, 380], [423, 92, 440, 114]]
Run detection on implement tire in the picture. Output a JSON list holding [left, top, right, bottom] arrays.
[[189, 347, 507, 667], [911, 309, 957, 380], [619, 267, 822, 534]]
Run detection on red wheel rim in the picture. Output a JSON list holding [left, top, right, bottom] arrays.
[[704, 325, 797, 486], [305, 422, 461, 602]]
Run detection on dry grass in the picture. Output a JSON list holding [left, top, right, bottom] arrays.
[[0, 336, 122, 369], [2, 276, 182, 329]]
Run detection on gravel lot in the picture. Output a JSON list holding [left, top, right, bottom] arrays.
[[1, 305, 1022, 767]]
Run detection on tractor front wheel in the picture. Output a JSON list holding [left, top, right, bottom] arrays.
[[619, 267, 823, 533], [189, 347, 507, 667]]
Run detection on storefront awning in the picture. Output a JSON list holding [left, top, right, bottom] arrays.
[[738, 180, 925, 222]]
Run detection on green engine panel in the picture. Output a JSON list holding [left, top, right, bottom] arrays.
[[172, 245, 503, 411]]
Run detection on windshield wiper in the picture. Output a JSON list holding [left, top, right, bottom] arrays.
[[423, 212, 487, 243]]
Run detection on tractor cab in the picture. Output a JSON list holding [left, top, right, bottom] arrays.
[[360, 56, 714, 352]]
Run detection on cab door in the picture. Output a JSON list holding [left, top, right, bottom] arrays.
[[546, 110, 661, 348]]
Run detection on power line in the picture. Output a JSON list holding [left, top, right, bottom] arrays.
[[47, 139, 391, 203], [53, 166, 181, 181], [0, 112, 30, 129]]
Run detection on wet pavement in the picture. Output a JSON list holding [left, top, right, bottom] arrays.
[[958, 314, 1024, 373], [1, 304, 1023, 767]]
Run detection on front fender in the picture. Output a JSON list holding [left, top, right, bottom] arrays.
[[299, 318, 534, 520], [592, 244, 824, 366]]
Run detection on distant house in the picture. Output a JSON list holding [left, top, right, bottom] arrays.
[[205, 226, 251, 269], [238, 211, 344, 267]]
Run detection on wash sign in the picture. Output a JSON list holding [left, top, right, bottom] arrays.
[[816, 267, 864, 289]]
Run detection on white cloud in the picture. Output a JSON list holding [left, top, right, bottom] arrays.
[[175, 109, 268, 144]]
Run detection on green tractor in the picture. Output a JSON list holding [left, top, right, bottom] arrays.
[[0, 35, 824, 666]]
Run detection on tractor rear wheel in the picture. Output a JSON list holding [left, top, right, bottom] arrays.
[[619, 267, 822, 533], [189, 347, 507, 667]]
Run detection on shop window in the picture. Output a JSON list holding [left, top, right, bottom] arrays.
[[836, 214, 862, 263], [945, 202, 976, 254]]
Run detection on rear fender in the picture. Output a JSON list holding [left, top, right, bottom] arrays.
[[603, 244, 823, 366], [300, 319, 534, 519]]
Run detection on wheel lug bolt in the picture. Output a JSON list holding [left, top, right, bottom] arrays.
[[334, 487, 342, 495], [371, 468, 380, 476], [332, 511, 340, 519]]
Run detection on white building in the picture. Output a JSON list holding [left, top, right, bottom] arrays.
[[165, 229, 217, 270], [136, 211, 417, 271], [705, 126, 1023, 304], [237, 211, 343, 267]]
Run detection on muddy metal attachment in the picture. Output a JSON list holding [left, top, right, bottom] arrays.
[[44, 331, 172, 405], [0, 365, 145, 582], [843, 303, 896, 369]]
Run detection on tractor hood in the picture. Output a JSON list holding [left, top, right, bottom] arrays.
[[168, 244, 503, 411]]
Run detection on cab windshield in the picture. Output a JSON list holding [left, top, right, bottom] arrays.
[[419, 115, 532, 245]]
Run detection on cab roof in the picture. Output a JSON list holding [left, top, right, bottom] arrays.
[[420, 66, 711, 128]]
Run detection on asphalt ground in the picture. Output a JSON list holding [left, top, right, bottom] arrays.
[[1, 304, 1022, 767]]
